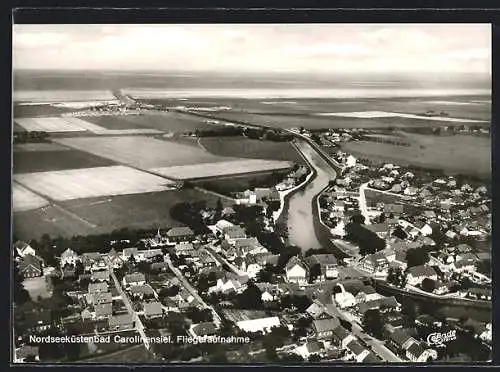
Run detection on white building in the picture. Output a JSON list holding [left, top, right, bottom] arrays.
[[236, 316, 281, 334]]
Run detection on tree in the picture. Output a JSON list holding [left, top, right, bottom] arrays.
[[236, 282, 263, 309], [401, 298, 417, 322], [13, 265, 30, 305], [308, 354, 321, 362], [309, 264, 322, 283], [362, 309, 383, 338], [393, 226, 408, 240], [405, 248, 430, 268], [421, 278, 436, 293]]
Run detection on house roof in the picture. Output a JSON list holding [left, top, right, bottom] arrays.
[[144, 301, 163, 316], [306, 340, 322, 353], [124, 272, 146, 283], [88, 282, 108, 293], [362, 352, 381, 363], [346, 340, 365, 355], [61, 248, 78, 258], [407, 342, 425, 358], [285, 256, 307, 272], [92, 292, 112, 303], [313, 317, 340, 333], [224, 226, 247, 239], [332, 325, 350, 340], [304, 254, 338, 268], [108, 313, 133, 327], [390, 329, 413, 347], [191, 322, 217, 336], [91, 270, 110, 280], [130, 284, 155, 296], [95, 303, 113, 317], [167, 227, 194, 237], [16, 345, 39, 359], [358, 296, 399, 314], [19, 254, 43, 272], [175, 243, 194, 252], [408, 265, 437, 278], [123, 247, 139, 256]]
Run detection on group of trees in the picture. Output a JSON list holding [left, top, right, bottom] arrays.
[[345, 216, 385, 256], [386, 266, 407, 288], [13, 131, 50, 144], [362, 309, 384, 339], [405, 246, 431, 268], [170, 201, 210, 235]]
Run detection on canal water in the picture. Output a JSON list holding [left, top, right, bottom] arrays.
[[286, 140, 337, 251]]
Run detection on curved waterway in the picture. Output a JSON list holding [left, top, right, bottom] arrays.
[[286, 140, 337, 251]]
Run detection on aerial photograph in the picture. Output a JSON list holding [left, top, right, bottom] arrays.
[[11, 23, 491, 364]]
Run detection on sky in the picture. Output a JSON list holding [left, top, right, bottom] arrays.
[[12, 24, 491, 75]]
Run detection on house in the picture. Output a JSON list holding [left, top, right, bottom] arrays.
[[18, 254, 43, 278], [60, 248, 79, 266], [108, 314, 134, 331], [14, 345, 39, 363], [88, 282, 108, 295], [14, 241, 36, 258], [333, 281, 363, 309], [354, 286, 383, 304], [174, 243, 195, 255], [129, 284, 155, 300], [236, 316, 281, 334], [445, 230, 458, 241], [215, 219, 234, 233], [23, 309, 52, 333], [167, 227, 195, 243], [451, 260, 476, 274], [362, 223, 390, 240], [224, 226, 247, 243], [306, 302, 329, 319], [150, 262, 169, 273], [222, 206, 235, 217], [358, 296, 400, 315], [91, 270, 110, 282], [285, 256, 308, 285], [95, 303, 113, 319], [107, 248, 125, 269], [122, 273, 146, 288], [144, 301, 163, 319], [346, 340, 370, 362], [392, 250, 407, 270], [346, 155, 357, 167], [406, 342, 438, 362], [139, 249, 163, 262], [82, 252, 106, 272], [313, 317, 341, 339], [384, 204, 404, 215], [295, 340, 324, 360], [466, 287, 492, 301], [361, 252, 388, 276], [407, 265, 438, 286], [208, 277, 247, 294], [332, 325, 357, 349], [122, 247, 139, 261], [419, 224, 433, 236], [189, 322, 217, 338], [404, 187, 418, 196], [304, 254, 339, 280], [261, 290, 275, 302], [389, 328, 418, 352], [89, 291, 112, 305]]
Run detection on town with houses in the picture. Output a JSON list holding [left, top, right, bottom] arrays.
[[13, 124, 492, 364]]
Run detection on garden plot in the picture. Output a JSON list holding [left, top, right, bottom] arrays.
[[150, 159, 294, 180], [14, 117, 106, 132], [12, 183, 50, 212], [13, 166, 177, 201]]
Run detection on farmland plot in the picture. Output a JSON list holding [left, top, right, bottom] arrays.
[[150, 159, 294, 180], [54, 136, 233, 169], [14, 117, 106, 132], [14, 166, 177, 201], [12, 183, 50, 212], [13, 143, 71, 153], [13, 90, 116, 103]]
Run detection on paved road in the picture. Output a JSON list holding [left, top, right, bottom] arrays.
[[326, 302, 403, 362], [358, 183, 372, 225], [205, 246, 247, 277], [106, 259, 150, 350], [165, 254, 222, 327]]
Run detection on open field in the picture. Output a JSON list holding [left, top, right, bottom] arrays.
[[23, 277, 52, 301], [14, 117, 106, 133], [13, 90, 116, 103], [14, 148, 118, 174], [150, 159, 294, 180], [14, 166, 177, 201], [199, 136, 306, 165], [83, 112, 212, 133], [342, 133, 491, 179], [13, 189, 231, 241], [54, 135, 234, 169], [13, 143, 71, 153], [89, 129, 164, 135], [13, 103, 75, 118], [316, 111, 487, 123], [82, 345, 158, 364], [12, 183, 50, 212]]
